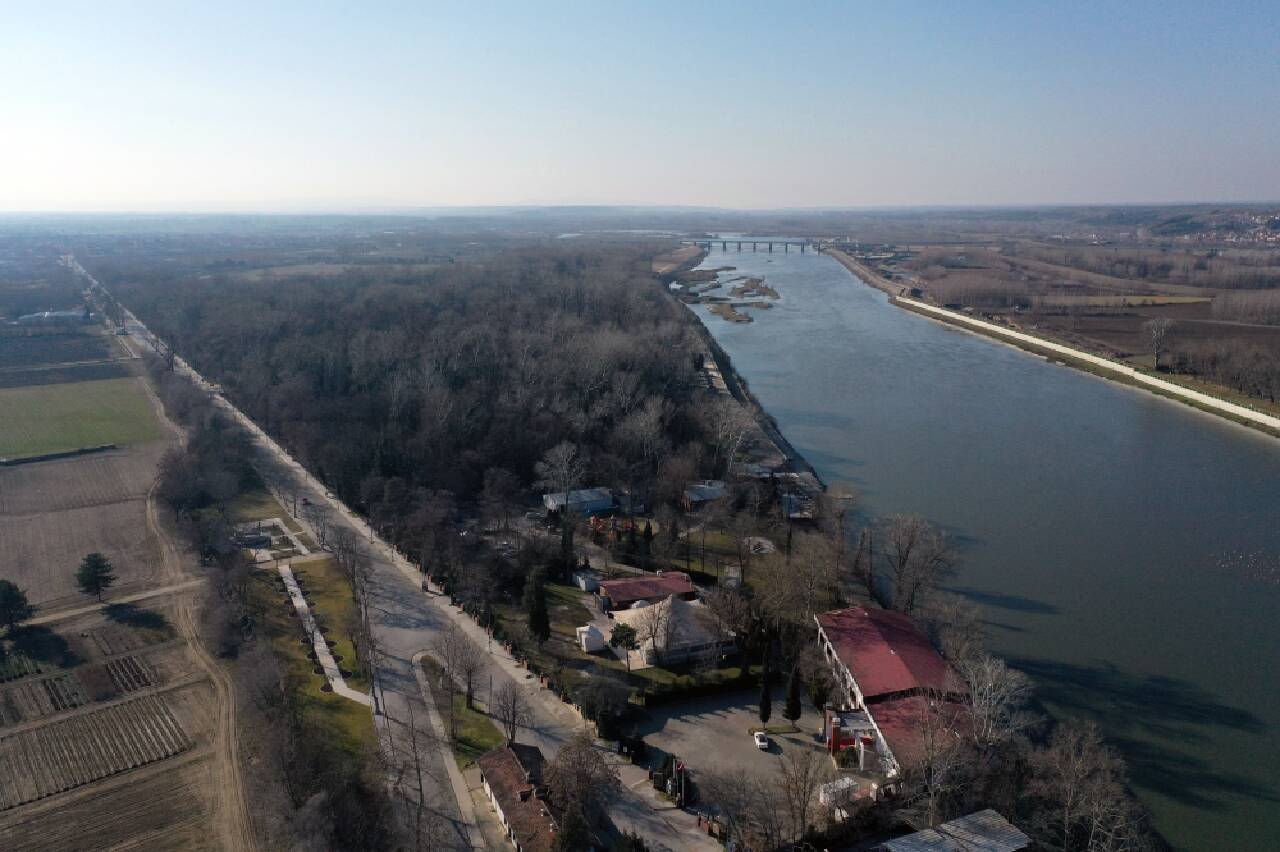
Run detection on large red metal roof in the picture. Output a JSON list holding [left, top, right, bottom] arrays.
[[816, 605, 959, 699], [598, 571, 697, 605]]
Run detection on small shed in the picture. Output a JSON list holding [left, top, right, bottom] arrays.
[[542, 487, 614, 516], [576, 624, 606, 653], [682, 480, 728, 511], [572, 570, 600, 592]]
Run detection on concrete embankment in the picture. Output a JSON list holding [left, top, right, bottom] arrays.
[[826, 249, 1280, 439]]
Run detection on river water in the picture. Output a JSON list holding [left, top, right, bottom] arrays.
[[686, 243, 1280, 851]]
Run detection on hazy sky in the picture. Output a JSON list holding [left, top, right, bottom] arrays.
[[4, 1, 1278, 211]]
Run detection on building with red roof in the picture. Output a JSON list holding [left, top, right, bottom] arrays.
[[477, 744, 559, 852], [815, 606, 968, 781], [597, 571, 698, 611]]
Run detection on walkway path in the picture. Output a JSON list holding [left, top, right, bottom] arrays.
[[411, 652, 484, 849], [899, 297, 1280, 434], [278, 559, 371, 706], [28, 579, 206, 626]]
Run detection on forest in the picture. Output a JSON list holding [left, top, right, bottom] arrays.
[[98, 242, 714, 524]]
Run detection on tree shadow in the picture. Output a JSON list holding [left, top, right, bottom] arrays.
[[1007, 656, 1265, 738], [105, 603, 171, 632], [948, 586, 1059, 615], [10, 625, 80, 667], [1007, 656, 1275, 812], [1107, 734, 1280, 811]]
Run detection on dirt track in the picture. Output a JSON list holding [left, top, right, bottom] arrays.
[[140, 369, 255, 852]]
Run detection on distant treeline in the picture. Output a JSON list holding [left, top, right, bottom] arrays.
[[100, 244, 713, 509]]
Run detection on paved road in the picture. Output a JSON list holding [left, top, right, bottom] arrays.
[[74, 256, 719, 851]]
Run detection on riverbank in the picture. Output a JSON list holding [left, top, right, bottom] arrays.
[[827, 249, 1280, 440]]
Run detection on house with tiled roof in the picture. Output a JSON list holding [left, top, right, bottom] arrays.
[[596, 571, 698, 611], [815, 606, 968, 781], [476, 744, 558, 852]]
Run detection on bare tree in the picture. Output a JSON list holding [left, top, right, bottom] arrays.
[[481, 467, 521, 532], [492, 680, 529, 745], [778, 748, 833, 841], [921, 593, 988, 665], [1030, 722, 1152, 852], [879, 514, 955, 613], [899, 694, 972, 828], [957, 653, 1036, 749], [635, 599, 670, 665], [1142, 317, 1175, 370], [545, 729, 620, 824], [301, 502, 332, 551]]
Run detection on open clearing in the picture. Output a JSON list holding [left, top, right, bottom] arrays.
[[0, 377, 160, 459]]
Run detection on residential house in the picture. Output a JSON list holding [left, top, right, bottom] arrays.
[[476, 744, 558, 852], [609, 594, 734, 667], [681, 479, 728, 511], [596, 571, 697, 611]]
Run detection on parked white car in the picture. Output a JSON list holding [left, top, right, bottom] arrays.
[[753, 731, 770, 750]]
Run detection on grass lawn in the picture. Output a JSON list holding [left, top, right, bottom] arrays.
[[250, 566, 375, 760], [420, 655, 505, 769], [227, 487, 290, 524], [290, 556, 369, 691], [0, 377, 160, 458]]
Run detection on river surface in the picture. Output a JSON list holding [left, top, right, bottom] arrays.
[[686, 242, 1280, 851]]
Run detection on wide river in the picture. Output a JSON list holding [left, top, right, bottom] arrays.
[[686, 243, 1279, 851]]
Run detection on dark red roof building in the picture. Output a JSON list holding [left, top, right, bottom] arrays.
[[816, 606, 968, 781], [477, 744, 558, 852], [597, 571, 698, 610]]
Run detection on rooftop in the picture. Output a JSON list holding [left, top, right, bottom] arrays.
[[476, 744, 557, 852], [598, 571, 697, 606], [880, 809, 1030, 852], [816, 606, 960, 700]]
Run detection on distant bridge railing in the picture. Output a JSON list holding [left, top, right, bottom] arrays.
[[681, 238, 822, 253]]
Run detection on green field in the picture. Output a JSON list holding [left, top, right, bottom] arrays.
[[0, 377, 161, 459]]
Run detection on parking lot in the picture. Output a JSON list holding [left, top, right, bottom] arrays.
[[632, 688, 827, 773]]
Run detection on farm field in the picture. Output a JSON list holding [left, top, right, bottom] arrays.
[[0, 443, 164, 515], [0, 376, 160, 459], [0, 332, 111, 369], [0, 608, 218, 851], [0, 498, 159, 607]]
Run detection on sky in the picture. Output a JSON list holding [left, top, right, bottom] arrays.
[[3, 1, 1278, 211]]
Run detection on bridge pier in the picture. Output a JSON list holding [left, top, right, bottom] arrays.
[[752, 242, 757, 252], [768, 242, 773, 253], [720, 241, 727, 251], [736, 241, 742, 251]]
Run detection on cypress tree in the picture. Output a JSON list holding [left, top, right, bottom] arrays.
[[758, 653, 772, 725], [784, 666, 802, 723], [526, 570, 551, 642]]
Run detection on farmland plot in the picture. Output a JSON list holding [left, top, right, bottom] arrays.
[[0, 443, 164, 515], [0, 333, 110, 369], [0, 693, 192, 810], [0, 500, 160, 607], [0, 755, 214, 852]]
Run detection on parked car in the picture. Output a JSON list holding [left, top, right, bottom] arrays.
[[753, 732, 770, 750]]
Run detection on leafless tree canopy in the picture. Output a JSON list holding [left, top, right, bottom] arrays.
[[879, 514, 956, 613], [544, 729, 620, 824], [492, 680, 529, 746]]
